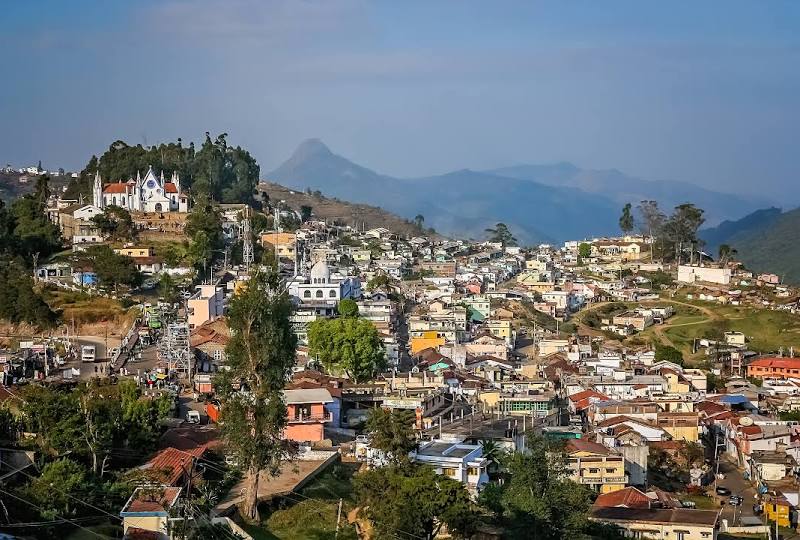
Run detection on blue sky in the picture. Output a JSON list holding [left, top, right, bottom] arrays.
[[2, 1, 799, 201]]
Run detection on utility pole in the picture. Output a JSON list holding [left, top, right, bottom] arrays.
[[335, 498, 343, 539]]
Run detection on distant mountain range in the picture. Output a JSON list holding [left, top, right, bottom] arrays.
[[701, 207, 800, 284], [268, 139, 772, 245]]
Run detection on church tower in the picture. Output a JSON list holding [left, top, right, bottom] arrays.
[[92, 171, 103, 209]]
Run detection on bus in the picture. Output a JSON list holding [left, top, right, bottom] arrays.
[[81, 345, 96, 363]]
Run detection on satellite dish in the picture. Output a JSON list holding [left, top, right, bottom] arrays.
[[739, 417, 754, 426]]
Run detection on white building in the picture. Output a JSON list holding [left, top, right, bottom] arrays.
[[677, 265, 732, 286], [292, 261, 362, 305], [412, 438, 489, 496], [93, 166, 189, 213]]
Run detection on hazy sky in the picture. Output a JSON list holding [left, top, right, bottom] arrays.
[[2, 1, 799, 200]]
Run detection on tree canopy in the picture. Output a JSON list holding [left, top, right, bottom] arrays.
[[484, 436, 594, 539], [72, 245, 142, 290], [619, 203, 634, 235], [485, 222, 517, 247], [307, 317, 386, 382], [90, 205, 136, 241], [65, 133, 260, 204]]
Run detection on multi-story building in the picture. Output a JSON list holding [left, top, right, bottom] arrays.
[[747, 357, 800, 379], [283, 388, 334, 443], [412, 439, 489, 496], [187, 285, 224, 329], [566, 439, 627, 494]]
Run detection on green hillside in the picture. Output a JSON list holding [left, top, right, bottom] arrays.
[[725, 207, 800, 283]]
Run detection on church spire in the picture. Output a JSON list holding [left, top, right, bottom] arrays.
[[92, 170, 103, 208]]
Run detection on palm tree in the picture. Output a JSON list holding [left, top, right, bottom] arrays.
[[480, 439, 504, 479]]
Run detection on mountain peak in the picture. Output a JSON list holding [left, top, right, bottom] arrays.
[[291, 138, 333, 161]]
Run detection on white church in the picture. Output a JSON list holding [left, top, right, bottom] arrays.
[[92, 166, 189, 213]]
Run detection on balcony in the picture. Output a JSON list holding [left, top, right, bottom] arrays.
[[287, 411, 333, 424]]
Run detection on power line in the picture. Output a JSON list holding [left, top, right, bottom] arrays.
[[0, 458, 122, 524], [0, 488, 109, 539]]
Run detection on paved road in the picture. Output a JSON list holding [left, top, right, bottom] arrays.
[[714, 456, 758, 526]]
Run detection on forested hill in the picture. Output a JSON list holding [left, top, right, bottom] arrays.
[[702, 206, 800, 283], [64, 133, 259, 204]]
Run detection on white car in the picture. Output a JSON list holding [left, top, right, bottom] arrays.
[[186, 410, 201, 424]]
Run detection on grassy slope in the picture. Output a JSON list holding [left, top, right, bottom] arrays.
[[244, 462, 360, 540]]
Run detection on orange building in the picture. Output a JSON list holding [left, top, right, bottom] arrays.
[[283, 388, 333, 443], [410, 331, 446, 355], [747, 357, 800, 379]]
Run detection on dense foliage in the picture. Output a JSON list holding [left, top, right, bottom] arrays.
[[72, 245, 142, 290], [0, 176, 62, 326], [307, 317, 386, 383], [65, 133, 260, 203], [482, 436, 594, 539], [90, 205, 136, 241]]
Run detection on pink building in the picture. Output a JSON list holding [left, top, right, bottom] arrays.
[[283, 388, 334, 443]]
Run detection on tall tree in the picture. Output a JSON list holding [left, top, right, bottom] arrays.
[[215, 269, 298, 520], [619, 203, 634, 235], [413, 214, 425, 229], [90, 205, 136, 241], [664, 203, 705, 264], [299, 205, 313, 222], [485, 222, 517, 248], [637, 200, 666, 261]]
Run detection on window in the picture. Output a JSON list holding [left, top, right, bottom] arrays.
[[213, 349, 223, 361], [588, 468, 600, 474], [112, 196, 117, 205], [155, 203, 163, 212], [329, 290, 337, 298], [467, 467, 479, 476], [605, 468, 616, 473], [304, 290, 311, 298], [121, 196, 126, 205], [316, 290, 324, 298]]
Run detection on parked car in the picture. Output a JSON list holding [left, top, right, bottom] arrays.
[[716, 486, 731, 496], [186, 410, 201, 424], [681, 500, 697, 509], [729, 495, 743, 506]]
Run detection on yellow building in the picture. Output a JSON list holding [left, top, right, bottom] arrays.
[[662, 370, 692, 394], [114, 246, 155, 258], [261, 231, 297, 259], [410, 331, 446, 355], [566, 440, 627, 494], [485, 320, 512, 341], [765, 496, 791, 528], [657, 412, 700, 442]]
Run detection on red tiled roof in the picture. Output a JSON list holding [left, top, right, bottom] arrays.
[[749, 357, 800, 369], [569, 389, 609, 403], [103, 182, 129, 194], [593, 487, 650, 509], [141, 447, 202, 486], [164, 182, 178, 194]]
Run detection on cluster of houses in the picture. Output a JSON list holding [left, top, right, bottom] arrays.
[[12, 177, 800, 540]]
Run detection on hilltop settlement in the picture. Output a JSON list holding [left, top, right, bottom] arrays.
[[2, 141, 800, 540]]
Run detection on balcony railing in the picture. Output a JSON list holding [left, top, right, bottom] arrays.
[[288, 411, 333, 424]]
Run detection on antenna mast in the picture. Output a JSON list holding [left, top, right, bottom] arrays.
[[242, 206, 253, 269]]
